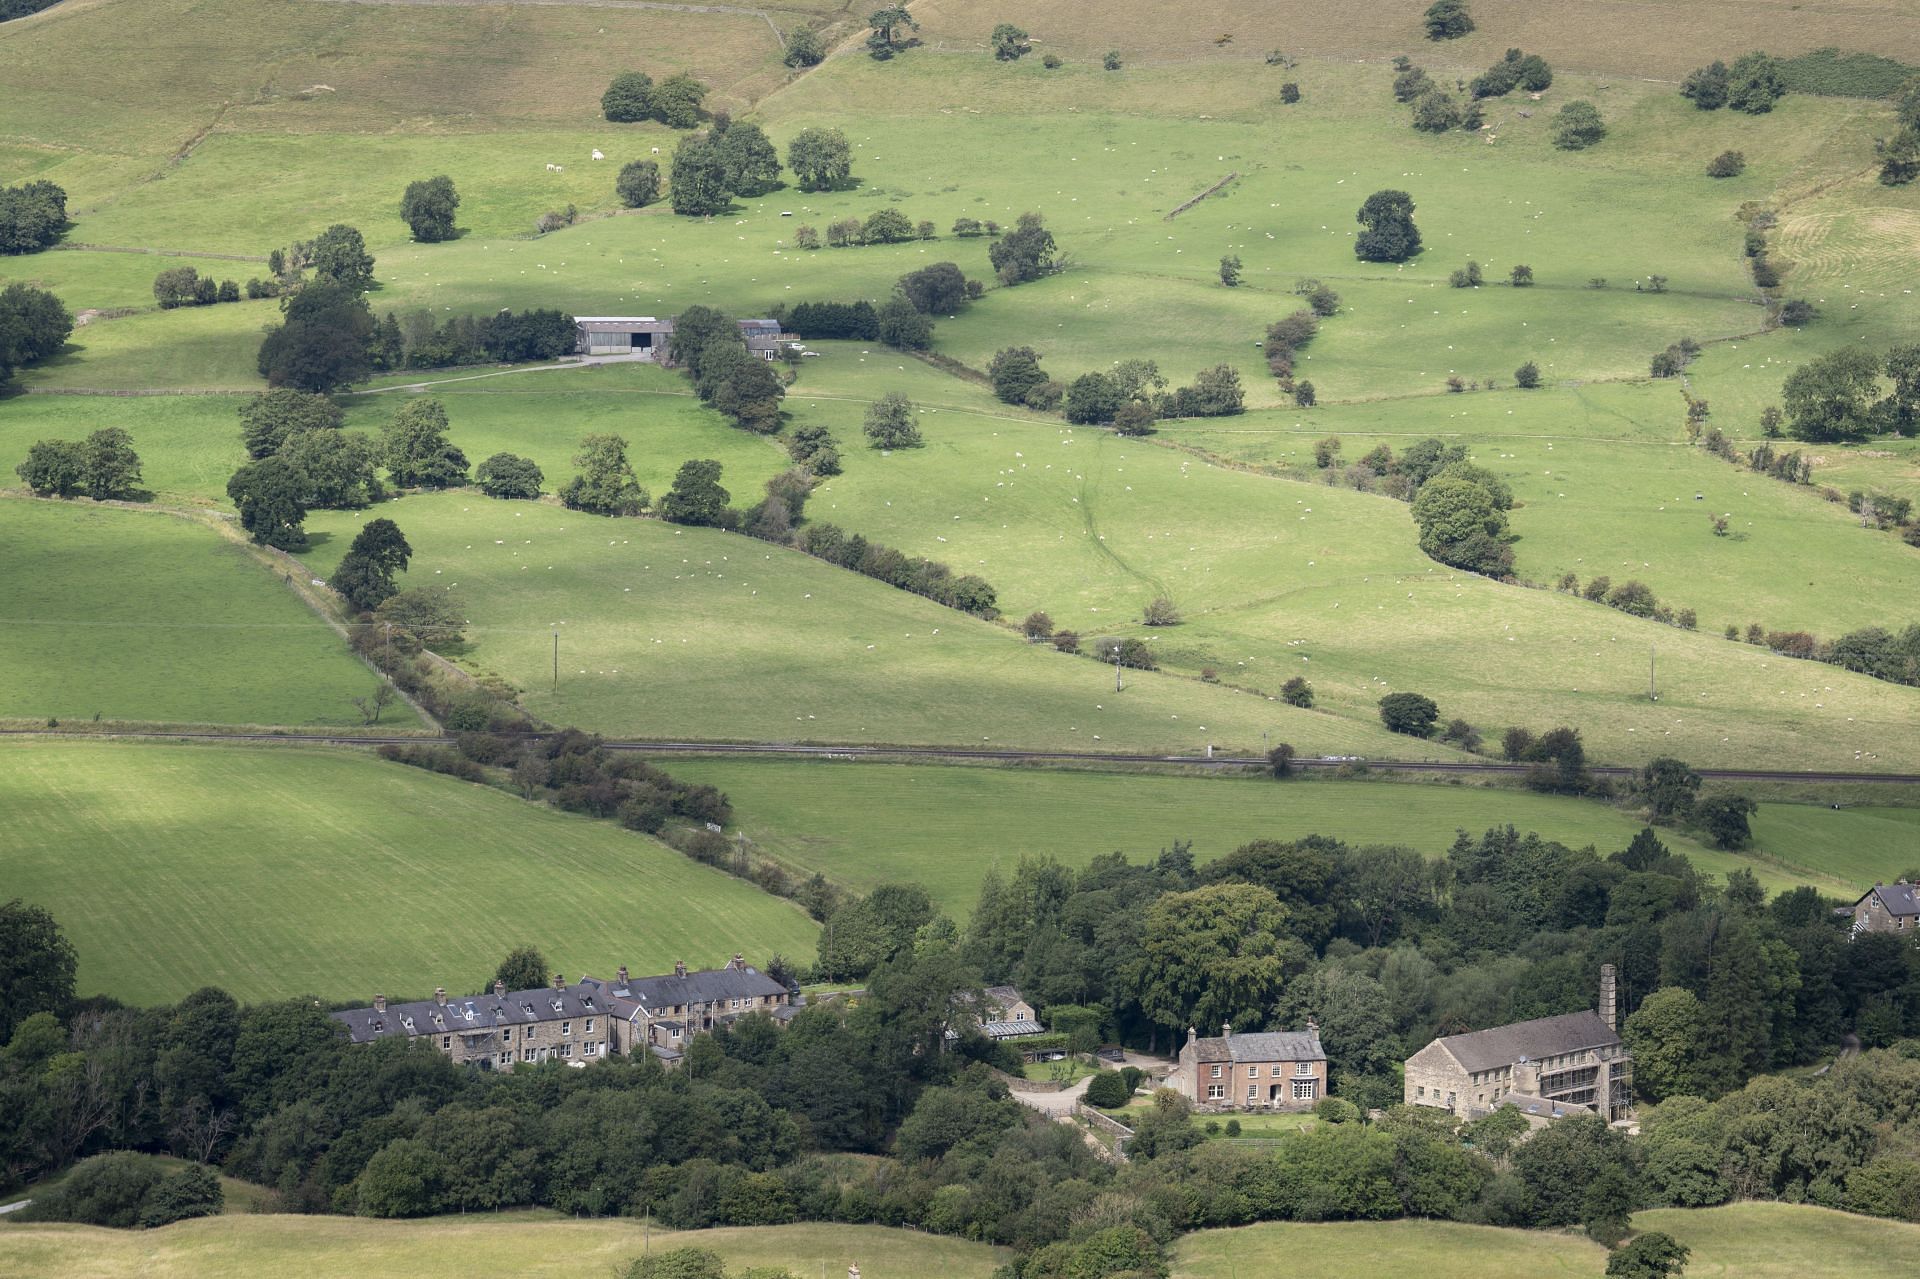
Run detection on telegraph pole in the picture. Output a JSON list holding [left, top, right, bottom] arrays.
[[1649, 646, 1657, 702], [552, 628, 559, 693], [1113, 644, 1124, 692]]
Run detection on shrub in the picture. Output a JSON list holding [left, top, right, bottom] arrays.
[[1104, 51, 1122, 71], [1052, 629, 1081, 654], [1378, 691, 1440, 737], [1042, 53, 1062, 69], [1281, 82, 1301, 104], [1022, 611, 1054, 639], [1084, 1070, 1131, 1108], [475, 453, 543, 499], [1142, 596, 1181, 626], [1424, 0, 1474, 40], [1552, 100, 1606, 150], [1514, 360, 1541, 388], [1282, 676, 1314, 707], [1268, 743, 1296, 778], [1706, 150, 1747, 178], [616, 160, 662, 208]]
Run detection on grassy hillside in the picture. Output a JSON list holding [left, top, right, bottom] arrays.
[[0, 741, 819, 1004], [0, 1217, 1006, 1278], [1171, 1202, 1920, 1277], [660, 757, 1906, 915], [0, 500, 412, 727]]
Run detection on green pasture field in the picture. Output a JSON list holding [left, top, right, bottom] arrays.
[[0, 1152, 275, 1217], [297, 489, 1420, 755], [0, 740, 819, 1005], [0, 1217, 1005, 1278], [0, 500, 406, 727], [1171, 380, 1920, 636], [2, 249, 268, 310], [1172, 1202, 1920, 1279], [656, 757, 1890, 916], [785, 353, 1920, 771], [0, 395, 248, 506]]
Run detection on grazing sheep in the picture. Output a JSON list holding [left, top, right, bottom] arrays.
[[546, 163, 558, 172], [591, 149, 604, 161]]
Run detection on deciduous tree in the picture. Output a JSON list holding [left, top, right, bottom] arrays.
[[400, 175, 460, 242]]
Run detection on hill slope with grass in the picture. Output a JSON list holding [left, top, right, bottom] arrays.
[[0, 740, 819, 1004]]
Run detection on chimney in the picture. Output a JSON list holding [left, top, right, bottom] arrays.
[[1221, 1021, 1232, 1041], [617, 965, 629, 985], [675, 960, 688, 978], [1307, 1016, 1319, 1035], [729, 952, 745, 970], [553, 972, 565, 991], [1187, 1026, 1197, 1044], [373, 994, 386, 1014], [493, 980, 506, 998], [434, 987, 447, 1007], [1599, 963, 1618, 1033]]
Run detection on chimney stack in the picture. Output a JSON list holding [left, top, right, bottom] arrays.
[[1187, 1026, 1197, 1044], [434, 987, 447, 1007], [493, 980, 506, 998], [1221, 1021, 1232, 1041], [675, 960, 688, 978], [1307, 1016, 1319, 1035], [729, 952, 745, 970], [1599, 963, 1618, 1033], [617, 965, 629, 985], [374, 994, 386, 1014], [553, 972, 565, 991]]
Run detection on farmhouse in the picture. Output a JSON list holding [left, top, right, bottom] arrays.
[[332, 974, 611, 1072], [573, 315, 799, 360], [585, 954, 792, 1064], [1850, 880, 1919, 939], [1178, 1021, 1328, 1111], [1403, 965, 1633, 1122]]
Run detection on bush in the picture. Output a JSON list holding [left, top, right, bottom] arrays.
[[600, 71, 655, 123], [1141, 595, 1181, 626], [1104, 51, 1122, 71], [1424, 0, 1474, 40], [1084, 1070, 1132, 1108], [1042, 53, 1062, 69], [1268, 743, 1296, 778], [1281, 82, 1301, 104], [475, 453, 543, 499], [1552, 101, 1606, 150], [1514, 360, 1541, 388], [1378, 691, 1440, 737], [1052, 630, 1080, 654], [1022, 611, 1054, 640], [1281, 676, 1313, 707], [616, 160, 662, 208], [1706, 150, 1747, 178]]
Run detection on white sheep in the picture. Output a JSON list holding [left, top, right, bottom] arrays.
[[545, 163, 558, 172], [591, 149, 604, 161]]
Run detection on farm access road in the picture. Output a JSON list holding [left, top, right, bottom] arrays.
[[5, 729, 1920, 785]]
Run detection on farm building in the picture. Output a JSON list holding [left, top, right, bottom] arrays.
[[573, 316, 800, 360], [1850, 880, 1919, 939]]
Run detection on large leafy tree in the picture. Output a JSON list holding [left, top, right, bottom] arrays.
[[306, 224, 375, 290], [615, 160, 661, 208], [279, 428, 383, 509], [227, 455, 310, 550], [659, 458, 732, 526], [1354, 190, 1421, 262], [78, 427, 142, 500], [866, 5, 918, 58], [0, 898, 78, 1042], [988, 212, 1057, 285], [381, 398, 469, 488], [238, 388, 343, 459], [1623, 986, 1712, 1101], [1411, 473, 1512, 575], [669, 135, 732, 216], [256, 280, 375, 392], [560, 433, 648, 515], [1136, 882, 1301, 1037], [0, 180, 69, 255], [649, 73, 709, 129], [713, 122, 782, 197], [0, 280, 73, 387], [399, 175, 460, 243], [1728, 51, 1786, 113], [1784, 346, 1882, 441], [862, 393, 923, 449], [16, 438, 85, 496], [330, 517, 412, 612], [600, 71, 654, 122], [1423, 0, 1474, 40], [786, 127, 852, 192], [475, 452, 543, 499], [491, 946, 550, 992]]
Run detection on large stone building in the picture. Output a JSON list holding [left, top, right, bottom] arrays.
[[1178, 1022, 1328, 1111], [587, 955, 792, 1064], [573, 316, 796, 360], [332, 974, 612, 1072], [1850, 881, 1919, 940], [1403, 965, 1633, 1123]]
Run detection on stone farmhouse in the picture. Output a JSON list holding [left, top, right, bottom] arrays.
[[333, 973, 613, 1071], [1178, 1021, 1328, 1111], [1850, 881, 1919, 940], [573, 315, 798, 360], [332, 956, 791, 1073], [586, 955, 793, 1065], [1403, 965, 1633, 1123]]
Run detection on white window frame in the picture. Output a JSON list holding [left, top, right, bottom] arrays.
[[1207, 1084, 1225, 1100], [1292, 1080, 1316, 1101], [1210, 1064, 1222, 1079]]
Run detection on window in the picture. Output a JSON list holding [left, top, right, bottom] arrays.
[[523, 1047, 536, 1062], [501, 1030, 511, 1044], [562, 1021, 572, 1036], [1417, 1086, 1426, 1099], [1247, 1084, 1258, 1099], [1210, 1064, 1222, 1079], [672, 1026, 683, 1039], [525, 1026, 537, 1039], [584, 1018, 594, 1034], [1247, 1066, 1258, 1078], [1207, 1084, 1225, 1100], [1296, 1062, 1315, 1077], [442, 1036, 451, 1050], [562, 1043, 572, 1058], [1271, 1065, 1284, 1077], [498, 1051, 510, 1065], [1292, 1080, 1316, 1101]]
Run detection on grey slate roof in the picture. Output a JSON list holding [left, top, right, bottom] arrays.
[[593, 964, 787, 1016], [1191, 1028, 1325, 1064], [981, 1018, 1047, 1039], [1858, 882, 1920, 917], [1434, 1010, 1620, 1074], [332, 982, 606, 1045]]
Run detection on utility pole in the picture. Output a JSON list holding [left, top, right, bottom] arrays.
[[1649, 645, 1657, 702], [552, 628, 559, 693], [1113, 644, 1124, 692]]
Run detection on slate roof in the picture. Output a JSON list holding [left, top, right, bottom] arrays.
[[1857, 882, 1920, 917], [333, 982, 606, 1045], [592, 964, 787, 1017], [984, 985, 1029, 1009], [1433, 1010, 1620, 1074], [576, 317, 668, 333], [981, 1018, 1047, 1039], [1190, 1029, 1325, 1064]]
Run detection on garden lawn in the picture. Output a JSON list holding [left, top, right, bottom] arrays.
[[298, 490, 1422, 756], [0, 1217, 1004, 1278], [0, 500, 403, 727], [657, 758, 1882, 918], [0, 740, 819, 1005]]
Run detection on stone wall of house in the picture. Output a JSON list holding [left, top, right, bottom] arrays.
[[1403, 1043, 1468, 1113]]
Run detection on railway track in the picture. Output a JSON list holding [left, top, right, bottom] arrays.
[[5, 728, 1918, 784]]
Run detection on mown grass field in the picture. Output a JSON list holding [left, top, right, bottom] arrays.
[[0, 1217, 1005, 1278], [1172, 1202, 1920, 1278], [0, 500, 408, 727], [0, 741, 819, 1005], [658, 757, 1903, 916]]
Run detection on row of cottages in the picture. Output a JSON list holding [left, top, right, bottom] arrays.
[[1850, 880, 1919, 939], [331, 956, 791, 1072], [1403, 965, 1633, 1125], [573, 316, 798, 360], [1178, 1022, 1328, 1110]]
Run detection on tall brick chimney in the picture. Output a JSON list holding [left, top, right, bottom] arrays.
[[493, 980, 506, 998], [434, 987, 447, 1007], [1221, 1021, 1232, 1043], [553, 972, 565, 991], [1599, 963, 1618, 1032], [617, 965, 630, 985], [373, 994, 386, 1014], [675, 960, 688, 978]]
